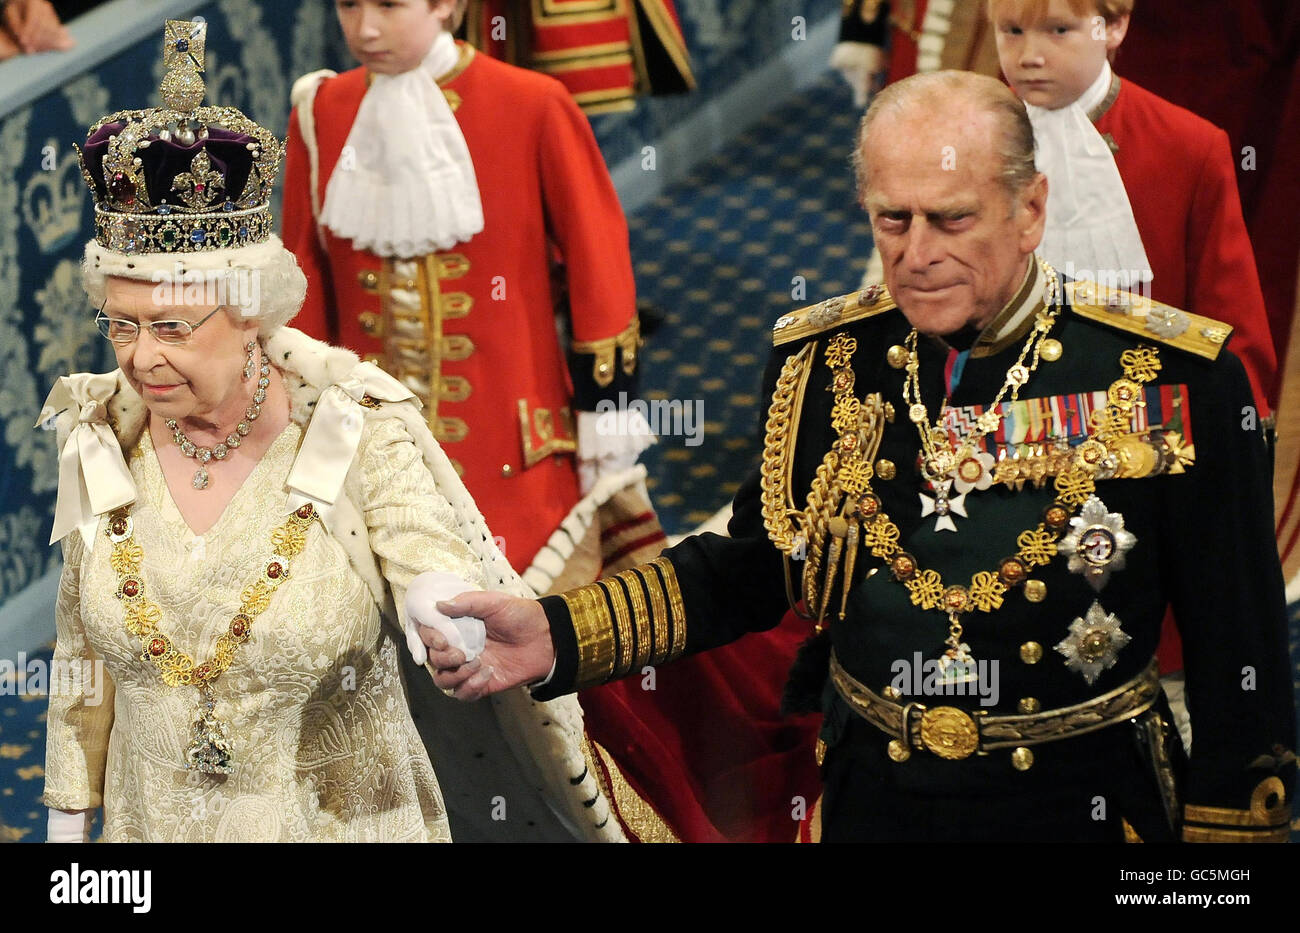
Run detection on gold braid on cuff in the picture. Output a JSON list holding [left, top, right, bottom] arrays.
[[570, 316, 641, 388], [561, 557, 685, 690], [1182, 777, 1292, 843]]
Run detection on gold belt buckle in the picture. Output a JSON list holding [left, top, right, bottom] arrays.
[[918, 706, 980, 760]]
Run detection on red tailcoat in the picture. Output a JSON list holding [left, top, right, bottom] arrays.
[[463, 0, 695, 115], [282, 44, 639, 572], [1096, 77, 1276, 412], [1092, 77, 1278, 674]]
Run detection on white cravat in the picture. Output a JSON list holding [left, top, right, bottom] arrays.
[[1027, 62, 1152, 292], [319, 32, 484, 258]]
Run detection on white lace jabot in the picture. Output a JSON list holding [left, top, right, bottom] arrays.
[[1027, 62, 1152, 293], [319, 32, 484, 257]]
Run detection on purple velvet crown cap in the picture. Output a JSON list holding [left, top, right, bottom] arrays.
[[79, 21, 285, 254], [82, 122, 258, 210]]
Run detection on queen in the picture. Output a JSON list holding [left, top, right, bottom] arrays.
[[39, 20, 618, 843]]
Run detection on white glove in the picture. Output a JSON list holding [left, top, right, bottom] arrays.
[[47, 808, 91, 843], [403, 571, 486, 666], [829, 41, 885, 109], [576, 408, 655, 495]]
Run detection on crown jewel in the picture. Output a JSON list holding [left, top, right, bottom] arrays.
[[76, 20, 283, 256]]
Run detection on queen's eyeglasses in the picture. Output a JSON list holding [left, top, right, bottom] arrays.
[[94, 303, 225, 346]]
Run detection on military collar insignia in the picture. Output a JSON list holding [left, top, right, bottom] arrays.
[[773, 284, 896, 346], [970, 255, 1049, 359], [1066, 280, 1231, 360]]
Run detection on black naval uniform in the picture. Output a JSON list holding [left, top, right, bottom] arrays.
[[534, 260, 1296, 843]]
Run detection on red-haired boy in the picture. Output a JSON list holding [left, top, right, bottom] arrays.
[[991, 0, 1276, 412]]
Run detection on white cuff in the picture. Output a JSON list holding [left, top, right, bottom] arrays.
[[828, 41, 885, 109], [47, 808, 91, 843], [532, 656, 559, 688], [576, 409, 654, 495]]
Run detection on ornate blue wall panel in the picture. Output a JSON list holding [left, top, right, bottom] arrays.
[[0, 0, 355, 610]]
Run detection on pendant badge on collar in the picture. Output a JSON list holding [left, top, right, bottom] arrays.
[[952, 450, 996, 494], [1057, 495, 1136, 591], [185, 687, 234, 775], [938, 638, 979, 685], [919, 479, 968, 533]]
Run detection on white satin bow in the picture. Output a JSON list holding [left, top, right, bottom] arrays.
[[38, 372, 137, 548], [285, 362, 418, 517]]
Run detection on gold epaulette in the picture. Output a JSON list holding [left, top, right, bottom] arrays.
[[772, 284, 897, 347], [1066, 281, 1230, 361]]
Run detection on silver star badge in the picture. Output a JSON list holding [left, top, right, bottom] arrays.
[[919, 480, 967, 533], [1055, 601, 1131, 685], [1058, 495, 1136, 590]]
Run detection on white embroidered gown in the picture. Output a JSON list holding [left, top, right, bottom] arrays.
[[43, 416, 485, 842]]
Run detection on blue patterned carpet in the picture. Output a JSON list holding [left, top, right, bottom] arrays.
[[2, 72, 1297, 842], [631, 75, 873, 532]]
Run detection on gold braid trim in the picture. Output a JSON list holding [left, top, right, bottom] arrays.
[[1182, 777, 1291, 842], [648, 557, 687, 662], [639, 562, 670, 657], [802, 334, 885, 619], [623, 567, 654, 672], [759, 334, 885, 621], [561, 583, 616, 691], [1182, 824, 1290, 843], [564, 558, 687, 690], [586, 740, 680, 843], [606, 575, 635, 680], [570, 316, 641, 387], [760, 341, 817, 553], [801, 454, 843, 613]]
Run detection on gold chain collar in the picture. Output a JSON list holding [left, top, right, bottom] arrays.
[[844, 338, 1160, 676], [106, 500, 318, 773], [903, 259, 1061, 487], [759, 295, 1165, 665]]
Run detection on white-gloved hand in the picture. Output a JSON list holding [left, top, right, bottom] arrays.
[[47, 808, 91, 843], [829, 41, 885, 109], [404, 571, 486, 666], [576, 408, 655, 495]]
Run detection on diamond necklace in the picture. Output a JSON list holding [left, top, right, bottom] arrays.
[[166, 346, 270, 490]]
